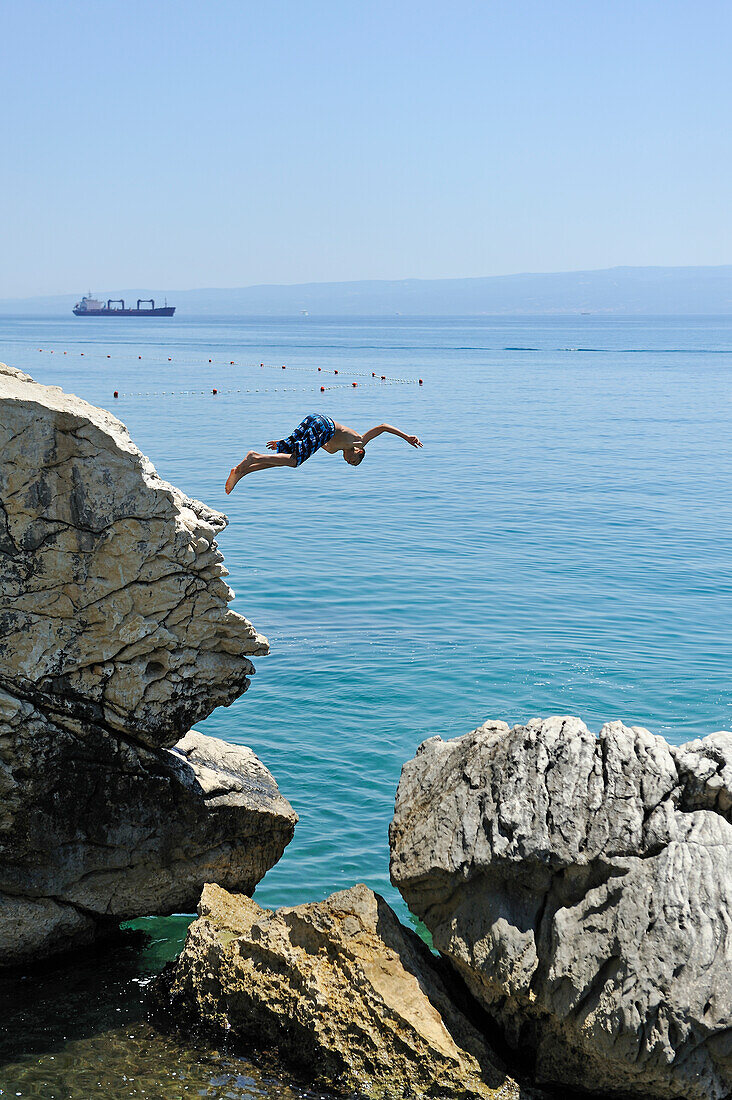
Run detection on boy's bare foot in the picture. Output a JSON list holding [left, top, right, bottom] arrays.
[[225, 467, 241, 494], [225, 453, 254, 494]]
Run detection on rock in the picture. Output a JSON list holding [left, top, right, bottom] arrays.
[[157, 882, 534, 1100], [0, 365, 296, 965], [0, 363, 266, 747], [390, 716, 732, 1100]]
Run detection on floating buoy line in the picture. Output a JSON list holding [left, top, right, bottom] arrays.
[[108, 381, 405, 399], [33, 348, 425, 395]]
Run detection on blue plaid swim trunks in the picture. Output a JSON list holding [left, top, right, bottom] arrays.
[[276, 413, 336, 466]]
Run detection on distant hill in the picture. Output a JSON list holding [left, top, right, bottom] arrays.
[[3, 265, 732, 316]]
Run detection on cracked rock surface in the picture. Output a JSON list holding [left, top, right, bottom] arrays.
[[390, 716, 732, 1100], [0, 365, 296, 965], [157, 882, 537, 1100]]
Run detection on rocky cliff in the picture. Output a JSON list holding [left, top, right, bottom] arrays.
[[390, 716, 732, 1100], [0, 364, 296, 965]]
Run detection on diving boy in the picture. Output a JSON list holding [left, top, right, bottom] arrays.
[[225, 413, 422, 493]]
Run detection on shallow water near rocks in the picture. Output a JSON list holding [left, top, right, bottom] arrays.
[[0, 919, 336, 1099], [1, 314, 731, 1096]]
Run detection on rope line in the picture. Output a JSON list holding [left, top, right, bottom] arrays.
[[110, 379, 415, 399], [32, 348, 423, 386]]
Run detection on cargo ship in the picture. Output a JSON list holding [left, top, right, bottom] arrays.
[[73, 295, 175, 317]]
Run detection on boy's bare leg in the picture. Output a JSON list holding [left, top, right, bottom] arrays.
[[225, 450, 297, 493]]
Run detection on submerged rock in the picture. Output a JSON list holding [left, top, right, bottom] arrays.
[[157, 882, 532, 1100], [0, 365, 296, 965], [390, 716, 732, 1100]]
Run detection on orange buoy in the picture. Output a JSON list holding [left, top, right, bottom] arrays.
[[209, 359, 212, 363], [318, 367, 322, 371], [230, 361, 234, 365], [80, 352, 84, 356], [168, 357, 172, 361], [381, 375, 386, 380], [212, 388, 217, 395], [320, 385, 325, 392], [352, 382, 357, 387], [139, 356, 142, 359], [113, 391, 118, 398], [106, 354, 110, 358], [419, 379, 423, 385], [372, 372, 375, 377], [334, 370, 338, 375], [282, 365, 286, 370]]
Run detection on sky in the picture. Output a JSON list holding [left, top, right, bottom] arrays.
[[1, 0, 731, 297]]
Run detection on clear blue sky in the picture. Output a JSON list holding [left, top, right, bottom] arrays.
[[2, 0, 731, 297]]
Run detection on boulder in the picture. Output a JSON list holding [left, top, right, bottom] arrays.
[[0, 362, 264, 747], [157, 882, 534, 1099], [390, 716, 732, 1100], [0, 365, 296, 965]]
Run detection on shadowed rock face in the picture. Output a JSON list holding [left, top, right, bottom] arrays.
[[390, 716, 732, 1100], [157, 882, 536, 1100], [0, 365, 296, 965]]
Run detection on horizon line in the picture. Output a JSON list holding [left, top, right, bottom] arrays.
[[4, 262, 732, 303]]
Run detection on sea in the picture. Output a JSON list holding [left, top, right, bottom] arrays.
[[1, 313, 730, 1098]]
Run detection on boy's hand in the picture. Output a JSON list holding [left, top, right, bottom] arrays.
[[406, 435, 423, 448], [266, 440, 278, 451]]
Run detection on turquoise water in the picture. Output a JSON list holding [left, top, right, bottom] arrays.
[[1, 314, 731, 1096]]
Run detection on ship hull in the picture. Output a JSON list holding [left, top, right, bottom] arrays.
[[73, 307, 176, 317]]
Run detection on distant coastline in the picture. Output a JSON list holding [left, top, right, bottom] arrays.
[[3, 263, 732, 317]]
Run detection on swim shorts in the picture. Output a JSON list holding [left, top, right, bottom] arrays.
[[276, 413, 336, 466]]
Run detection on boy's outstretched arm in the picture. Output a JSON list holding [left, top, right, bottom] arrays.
[[361, 423, 423, 448]]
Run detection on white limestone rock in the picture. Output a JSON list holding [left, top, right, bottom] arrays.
[[0, 363, 267, 747], [0, 365, 295, 965], [390, 716, 732, 1100]]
